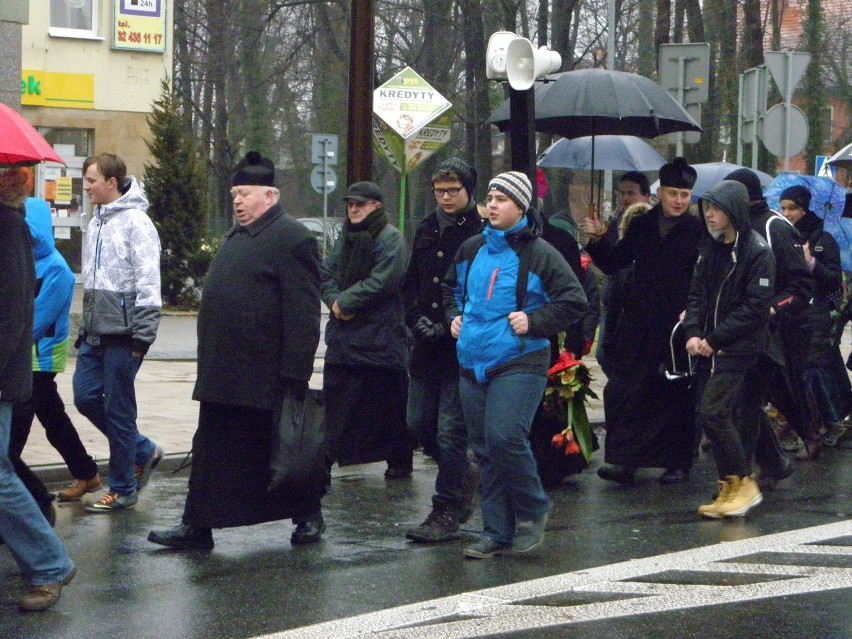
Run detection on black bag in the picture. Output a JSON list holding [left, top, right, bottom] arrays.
[[269, 388, 327, 494]]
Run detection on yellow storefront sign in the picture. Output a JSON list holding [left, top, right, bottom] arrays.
[[21, 70, 94, 110]]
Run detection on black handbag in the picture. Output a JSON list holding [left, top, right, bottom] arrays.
[[269, 387, 327, 493]]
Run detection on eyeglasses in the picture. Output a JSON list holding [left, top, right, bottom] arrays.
[[433, 187, 462, 197]]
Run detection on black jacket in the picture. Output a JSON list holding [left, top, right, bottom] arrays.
[[403, 202, 482, 376], [748, 199, 813, 319], [193, 204, 321, 410], [0, 205, 35, 403], [684, 181, 775, 373], [795, 211, 841, 356]]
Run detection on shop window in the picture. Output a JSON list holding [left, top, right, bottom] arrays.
[[50, 0, 100, 39]]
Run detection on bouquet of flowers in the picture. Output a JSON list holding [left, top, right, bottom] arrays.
[[543, 351, 598, 462]]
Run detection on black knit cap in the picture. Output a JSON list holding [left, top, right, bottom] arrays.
[[658, 156, 697, 189], [780, 185, 812, 212], [435, 157, 477, 198], [724, 168, 764, 202], [232, 151, 275, 187]]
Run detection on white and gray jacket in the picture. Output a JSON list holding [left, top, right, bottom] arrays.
[[81, 177, 161, 352]]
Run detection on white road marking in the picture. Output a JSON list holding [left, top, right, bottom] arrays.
[[262, 520, 852, 639]]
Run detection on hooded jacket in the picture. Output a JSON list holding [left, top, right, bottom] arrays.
[[80, 176, 161, 353], [25, 198, 75, 373], [684, 181, 775, 374], [443, 209, 587, 383]]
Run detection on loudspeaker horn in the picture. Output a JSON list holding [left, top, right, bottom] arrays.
[[505, 38, 562, 90], [486, 31, 517, 80]]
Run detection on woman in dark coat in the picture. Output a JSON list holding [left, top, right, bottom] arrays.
[[584, 158, 703, 484]]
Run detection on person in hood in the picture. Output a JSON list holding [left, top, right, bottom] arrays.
[[583, 157, 703, 486], [8, 194, 101, 523], [443, 171, 587, 558], [74, 153, 163, 513], [0, 167, 76, 612], [403, 158, 482, 544], [779, 185, 845, 447], [725, 169, 819, 479], [683, 180, 775, 518]]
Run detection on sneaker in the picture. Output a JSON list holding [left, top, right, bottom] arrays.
[[406, 500, 460, 543], [463, 536, 512, 559], [56, 474, 102, 502], [19, 567, 76, 612], [457, 462, 480, 524], [85, 491, 138, 513], [697, 478, 732, 519], [822, 421, 848, 447], [135, 446, 164, 492], [384, 464, 413, 480], [513, 512, 549, 553], [716, 475, 762, 517]]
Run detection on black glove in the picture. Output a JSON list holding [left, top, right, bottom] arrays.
[[413, 316, 446, 342], [74, 334, 84, 349]]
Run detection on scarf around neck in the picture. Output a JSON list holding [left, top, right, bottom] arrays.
[[336, 207, 388, 290]]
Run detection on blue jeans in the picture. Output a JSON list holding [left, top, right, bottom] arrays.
[[0, 401, 75, 586], [459, 372, 550, 545], [408, 372, 468, 507], [73, 340, 155, 495]]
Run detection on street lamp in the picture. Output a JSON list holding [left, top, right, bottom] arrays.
[[486, 32, 561, 187]]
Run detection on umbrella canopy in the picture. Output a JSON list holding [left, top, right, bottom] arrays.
[[827, 142, 852, 168], [0, 104, 65, 167], [650, 162, 773, 201], [765, 172, 851, 271], [487, 68, 701, 139], [538, 135, 665, 172]]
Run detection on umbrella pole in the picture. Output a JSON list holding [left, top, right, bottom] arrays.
[[589, 130, 596, 219]]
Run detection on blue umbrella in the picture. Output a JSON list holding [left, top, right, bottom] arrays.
[[651, 162, 773, 201], [537, 135, 665, 172], [765, 172, 852, 271]]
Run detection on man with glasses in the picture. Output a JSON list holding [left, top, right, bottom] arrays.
[[403, 158, 483, 543]]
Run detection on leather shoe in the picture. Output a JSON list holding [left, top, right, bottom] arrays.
[[597, 464, 635, 484], [291, 517, 325, 545], [659, 468, 690, 484], [147, 524, 214, 550], [19, 567, 76, 612]]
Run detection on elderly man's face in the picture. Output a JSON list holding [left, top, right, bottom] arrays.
[[346, 199, 381, 224], [231, 186, 274, 226]]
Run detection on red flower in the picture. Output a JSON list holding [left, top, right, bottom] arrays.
[[547, 351, 583, 377], [551, 433, 566, 448], [564, 440, 581, 456]]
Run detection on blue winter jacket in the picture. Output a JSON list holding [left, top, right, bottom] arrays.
[[25, 198, 75, 373], [443, 213, 587, 383]]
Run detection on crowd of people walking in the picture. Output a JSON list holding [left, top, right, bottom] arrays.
[[2, 149, 850, 612]]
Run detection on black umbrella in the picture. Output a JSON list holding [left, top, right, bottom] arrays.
[[827, 142, 852, 169], [487, 69, 701, 213]]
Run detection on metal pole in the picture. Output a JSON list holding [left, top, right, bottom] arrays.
[[322, 139, 329, 256], [509, 87, 537, 192], [783, 52, 792, 172], [736, 73, 744, 166], [603, 0, 616, 211], [751, 71, 760, 170], [676, 57, 685, 157], [398, 167, 407, 236], [347, 0, 374, 185]]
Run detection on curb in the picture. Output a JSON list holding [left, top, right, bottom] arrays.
[[35, 453, 192, 487]]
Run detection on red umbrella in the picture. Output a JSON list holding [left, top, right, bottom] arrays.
[[0, 104, 65, 166]]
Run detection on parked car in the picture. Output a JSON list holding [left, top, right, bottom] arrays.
[[297, 217, 343, 256]]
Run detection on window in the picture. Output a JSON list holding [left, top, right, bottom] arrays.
[[50, 0, 100, 39]]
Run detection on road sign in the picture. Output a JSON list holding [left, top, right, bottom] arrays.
[[760, 103, 808, 158], [764, 52, 811, 101], [815, 156, 837, 179], [311, 134, 338, 166], [310, 165, 337, 195], [666, 103, 701, 145], [373, 67, 452, 140], [658, 43, 711, 104], [372, 111, 453, 174], [740, 66, 768, 142]]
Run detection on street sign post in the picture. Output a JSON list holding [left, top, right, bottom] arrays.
[[737, 66, 768, 168], [659, 43, 710, 155], [762, 52, 811, 171], [815, 156, 837, 179], [372, 67, 453, 234], [310, 133, 339, 254], [760, 103, 809, 159]]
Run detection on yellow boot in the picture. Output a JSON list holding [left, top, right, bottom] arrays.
[[698, 478, 731, 519], [716, 475, 762, 517]]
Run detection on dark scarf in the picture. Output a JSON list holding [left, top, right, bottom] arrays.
[[337, 208, 388, 290]]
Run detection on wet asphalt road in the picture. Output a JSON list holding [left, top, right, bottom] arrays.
[[1, 439, 850, 639]]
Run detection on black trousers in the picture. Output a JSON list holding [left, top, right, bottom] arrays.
[[9, 372, 99, 508]]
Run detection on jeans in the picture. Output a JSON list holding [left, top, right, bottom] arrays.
[[0, 401, 75, 586], [73, 340, 155, 495], [408, 372, 468, 507], [459, 372, 550, 545], [10, 372, 99, 508]]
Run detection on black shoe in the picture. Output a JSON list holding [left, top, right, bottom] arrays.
[[659, 468, 690, 484], [147, 524, 214, 550], [597, 464, 635, 484], [759, 461, 794, 490], [384, 465, 413, 480], [291, 517, 325, 545]]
